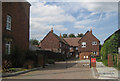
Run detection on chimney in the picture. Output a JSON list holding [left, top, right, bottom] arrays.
[[60, 33, 62, 38], [51, 27, 53, 33], [90, 27, 92, 33]]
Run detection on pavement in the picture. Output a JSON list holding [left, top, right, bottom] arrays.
[[93, 62, 118, 79]]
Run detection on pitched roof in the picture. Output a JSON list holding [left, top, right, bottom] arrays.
[[53, 33, 68, 45], [64, 37, 81, 47], [104, 29, 120, 43], [78, 30, 100, 43]]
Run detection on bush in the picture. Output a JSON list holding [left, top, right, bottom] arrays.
[[10, 46, 25, 68], [102, 59, 108, 66], [96, 57, 102, 62], [47, 59, 55, 64]]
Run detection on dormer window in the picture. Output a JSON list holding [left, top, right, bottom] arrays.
[[82, 42, 86, 48], [92, 41, 97, 45], [6, 15, 12, 30]]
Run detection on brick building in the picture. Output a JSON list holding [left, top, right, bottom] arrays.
[[78, 29, 100, 60], [2, 2, 31, 56], [41, 28, 70, 56], [64, 38, 81, 57]]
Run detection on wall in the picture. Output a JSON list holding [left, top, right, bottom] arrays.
[[78, 31, 100, 56], [2, 2, 30, 55], [41, 32, 60, 51]]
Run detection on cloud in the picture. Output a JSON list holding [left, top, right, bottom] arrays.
[[74, 25, 95, 30], [30, 2, 76, 39], [81, 2, 118, 13], [75, 19, 97, 25]]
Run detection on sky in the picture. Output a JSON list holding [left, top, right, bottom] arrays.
[[28, 0, 118, 44]]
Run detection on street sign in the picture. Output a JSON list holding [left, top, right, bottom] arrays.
[[91, 58, 96, 62]]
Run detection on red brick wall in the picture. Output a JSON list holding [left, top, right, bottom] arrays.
[[79, 52, 91, 60], [108, 54, 113, 67], [78, 31, 100, 56], [41, 32, 69, 54], [2, 2, 30, 55], [41, 32, 60, 51]]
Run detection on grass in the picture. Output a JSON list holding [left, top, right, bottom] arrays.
[[8, 68, 27, 73]]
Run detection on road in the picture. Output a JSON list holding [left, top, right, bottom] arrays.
[[3, 59, 94, 79]]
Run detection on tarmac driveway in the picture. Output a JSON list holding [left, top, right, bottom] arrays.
[[3, 59, 94, 79]]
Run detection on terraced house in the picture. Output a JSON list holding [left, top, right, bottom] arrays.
[[41, 28, 70, 56], [2, 2, 30, 58], [78, 29, 100, 60]]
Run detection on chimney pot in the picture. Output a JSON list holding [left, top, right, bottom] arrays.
[[60, 33, 62, 38], [51, 27, 53, 33]]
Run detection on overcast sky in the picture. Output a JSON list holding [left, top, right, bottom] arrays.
[[28, 0, 118, 44]]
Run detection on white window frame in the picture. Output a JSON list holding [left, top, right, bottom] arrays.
[[60, 42, 62, 47], [82, 42, 86, 48], [70, 47, 72, 50], [6, 15, 12, 30], [86, 56, 88, 59], [92, 41, 97, 45], [5, 41, 11, 54], [84, 56, 86, 59], [76, 47, 78, 50], [93, 51, 97, 55]]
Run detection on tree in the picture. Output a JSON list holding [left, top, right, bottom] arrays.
[[77, 33, 84, 37], [30, 39, 39, 45], [69, 34, 76, 38], [62, 34, 68, 38]]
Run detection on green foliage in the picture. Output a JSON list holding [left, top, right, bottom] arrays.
[[10, 46, 25, 68], [102, 59, 108, 66], [96, 57, 102, 62], [62, 34, 68, 38], [77, 33, 83, 37], [47, 59, 55, 64], [30, 39, 39, 45], [101, 31, 119, 66], [69, 33, 76, 38]]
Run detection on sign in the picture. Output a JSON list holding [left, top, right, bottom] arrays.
[[91, 58, 96, 62]]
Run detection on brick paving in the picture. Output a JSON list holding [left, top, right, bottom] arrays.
[[3, 60, 94, 79]]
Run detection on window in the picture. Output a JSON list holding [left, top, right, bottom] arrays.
[[82, 42, 86, 48], [70, 47, 72, 50], [76, 47, 78, 50], [84, 56, 86, 59], [60, 42, 62, 47], [6, 15, 12, 30], [93, 51, 97, 55], [5, 41, 11, 54], [86, 56, 88, 59], [92, 41, 97, 45]]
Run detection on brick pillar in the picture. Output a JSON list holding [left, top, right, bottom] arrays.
[[117, 54, 120, 66], [91, 58, 96, 67], [108, 54, 113, 67], [38, 54, 44, 67]]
